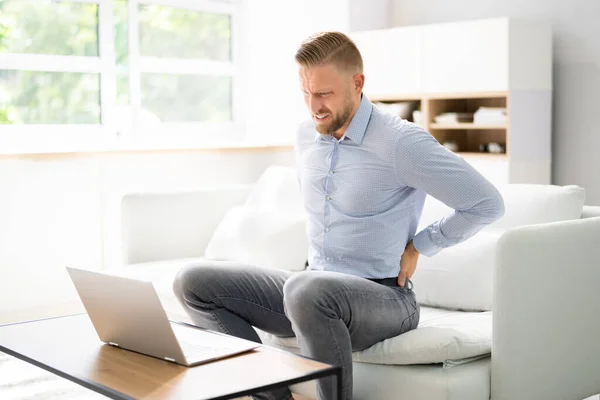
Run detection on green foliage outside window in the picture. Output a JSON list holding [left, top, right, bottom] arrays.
[[0, 0, 233, 125]]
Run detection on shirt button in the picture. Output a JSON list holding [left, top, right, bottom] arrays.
[[326, 196, 331, 201], [326, 257, 331, 262], [325, 227, 330, 232], [329, 170, 334, 175]]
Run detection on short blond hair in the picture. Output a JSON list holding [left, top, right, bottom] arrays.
[[295, 31, 363, 74]]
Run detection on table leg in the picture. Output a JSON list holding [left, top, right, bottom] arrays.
[[334, 367, 342, 400]]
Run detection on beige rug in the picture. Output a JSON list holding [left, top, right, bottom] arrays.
[[0, 351, 106, 399]]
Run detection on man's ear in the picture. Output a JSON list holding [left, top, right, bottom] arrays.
[[353, 73, 365, 92]]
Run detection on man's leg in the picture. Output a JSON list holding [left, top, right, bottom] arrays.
[[283, 271, 420, 400], [173, 262, 296, 400]]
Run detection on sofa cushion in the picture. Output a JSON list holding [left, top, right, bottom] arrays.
[[418, 184, 586, 233], [257, 306, 492, 366], [414, 184, 586, 311], [204, 206, 308, 272], [411, 232, 502, 311], [244, 166, 305, 215]]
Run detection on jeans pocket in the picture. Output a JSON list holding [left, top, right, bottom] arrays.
[[400, 310, 420, 334]]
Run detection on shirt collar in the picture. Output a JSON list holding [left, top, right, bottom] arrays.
[[314, 94, 373, 144]]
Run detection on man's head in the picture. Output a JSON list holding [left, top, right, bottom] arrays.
[[295, 32, 365, 137]]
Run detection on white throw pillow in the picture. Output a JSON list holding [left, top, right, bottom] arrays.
[[411, 232, 503, 311], [244, 166, 305, 215], [204, 206, 308, 272], [414, 184, 586, 311]]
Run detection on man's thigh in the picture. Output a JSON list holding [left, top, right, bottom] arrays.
[[174, 261, 296, 336], [345, 279, 419, 351], [284, 271, 419, 350]]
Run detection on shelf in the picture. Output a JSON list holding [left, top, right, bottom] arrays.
[[426, 91, 508, 100], [369, 91, 509, 102], [457, 152, 508, 159], [430, 123, 507, 130], [369, 94, 423, 102]]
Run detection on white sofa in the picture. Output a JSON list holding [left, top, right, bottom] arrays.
[[111, 167, 600, 400]]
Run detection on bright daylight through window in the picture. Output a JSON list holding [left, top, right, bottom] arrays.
[[0, 0, 242, 148]]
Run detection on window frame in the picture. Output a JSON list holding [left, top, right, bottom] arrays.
[[0, 0, 246, 154]]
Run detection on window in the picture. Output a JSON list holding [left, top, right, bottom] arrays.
[[0, 1, 101, 125], [0, 0, 244, 150]]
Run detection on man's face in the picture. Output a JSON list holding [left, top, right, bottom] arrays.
[[299, 63, 358, 136]]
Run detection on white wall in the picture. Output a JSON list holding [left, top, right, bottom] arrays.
[[243, 0, 392, 145], [244, 0, 352, 144], [0, 148, 295, 322], [390, 0, 600, 205], [349, 0, 391, 31]]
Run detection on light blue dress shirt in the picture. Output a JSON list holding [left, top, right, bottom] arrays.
[[295, 94, 505, 279]]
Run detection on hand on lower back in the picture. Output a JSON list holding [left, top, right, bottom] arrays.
[[397, 240, 420, 287]]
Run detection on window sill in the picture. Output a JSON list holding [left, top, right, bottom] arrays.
[[0, 124, 296, 157], [0, 135, 295, 158]]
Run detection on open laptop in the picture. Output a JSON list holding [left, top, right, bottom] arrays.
[[66, 266, 259, 367]]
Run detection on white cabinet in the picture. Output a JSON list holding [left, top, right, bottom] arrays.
[[421, 19, 508, 93], [462, 155, 509, 186], [352, 18, 550, 95], [351, 27, 422, 97]]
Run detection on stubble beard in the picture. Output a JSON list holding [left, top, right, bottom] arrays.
[[315, 99, 353, 136]]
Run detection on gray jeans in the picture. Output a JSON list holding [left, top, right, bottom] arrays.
[[172, 264, 420, 400]]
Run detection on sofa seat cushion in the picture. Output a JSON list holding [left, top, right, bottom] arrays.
[[257, 306, 492, 366]]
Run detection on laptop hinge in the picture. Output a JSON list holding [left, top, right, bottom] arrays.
[[164, 357, 176, 362], [108, 342, 119, 347]]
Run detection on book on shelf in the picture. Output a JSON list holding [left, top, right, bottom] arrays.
[[473, 107, 507, 124]]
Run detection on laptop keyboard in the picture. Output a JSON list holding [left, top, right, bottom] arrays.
[[171, 324, 249, 361], [178, 340, 219, 359]]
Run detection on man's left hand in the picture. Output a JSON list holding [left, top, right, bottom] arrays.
[[398, 240, 420, 287]]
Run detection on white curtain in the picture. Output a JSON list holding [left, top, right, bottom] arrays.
[[243, 0, 350, 143]]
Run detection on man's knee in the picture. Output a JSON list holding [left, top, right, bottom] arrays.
[[172, 264, 222, 305], [283, 272, 343, 321]]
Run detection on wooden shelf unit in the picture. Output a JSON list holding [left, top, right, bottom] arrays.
[[372, 92, 509, 157], [429, 123, 507, 130]]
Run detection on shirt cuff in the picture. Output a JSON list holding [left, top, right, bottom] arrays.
[[412, 229, 442, 257]]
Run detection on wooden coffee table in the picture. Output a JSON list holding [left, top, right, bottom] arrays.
[[0, 314, 341, 400]]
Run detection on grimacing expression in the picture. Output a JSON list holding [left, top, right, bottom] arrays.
[[299, 64, 357, 136]]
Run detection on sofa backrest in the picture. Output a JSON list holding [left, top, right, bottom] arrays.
[[418, 184, 586, 233], [121, 185, 251, 265]]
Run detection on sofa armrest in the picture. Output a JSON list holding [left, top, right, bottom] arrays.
[[492, 217, 600, 400], [582, 205, 600, 219], [121, 185, 251, 265]]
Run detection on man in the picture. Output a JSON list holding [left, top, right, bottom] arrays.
[[173, 32, 504, 400]]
